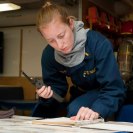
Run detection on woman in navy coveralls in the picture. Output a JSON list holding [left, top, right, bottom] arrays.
[[32, 1, 126, 120]]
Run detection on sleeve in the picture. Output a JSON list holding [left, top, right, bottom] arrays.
[[41, 45, 68, 97], [90, 31, 127, 118]]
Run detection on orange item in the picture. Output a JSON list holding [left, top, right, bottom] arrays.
[[88, 6, 99, 24], [86, 6, 100, 29]]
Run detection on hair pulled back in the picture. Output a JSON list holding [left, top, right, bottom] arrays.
[[36, 1, 73, 28]]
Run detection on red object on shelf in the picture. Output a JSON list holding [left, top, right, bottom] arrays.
[[86, 6, 100, 27], [121, 21, 133, 34]]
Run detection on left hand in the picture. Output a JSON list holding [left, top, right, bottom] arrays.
[[70, 107, 99, 120]]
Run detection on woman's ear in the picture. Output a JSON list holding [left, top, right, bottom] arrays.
[[69, 18, 74, 30]]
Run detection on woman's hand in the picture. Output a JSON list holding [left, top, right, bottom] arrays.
[[70, 107, 99, 120], [36, 85, 53, 99]]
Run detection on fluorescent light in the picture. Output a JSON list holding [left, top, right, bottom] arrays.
[[0, 3, 21, 12]]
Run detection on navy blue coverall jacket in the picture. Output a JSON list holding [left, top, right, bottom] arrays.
[[32, 30, 126, 119]]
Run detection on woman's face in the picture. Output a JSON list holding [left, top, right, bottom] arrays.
[[39, 16, 74, 54]]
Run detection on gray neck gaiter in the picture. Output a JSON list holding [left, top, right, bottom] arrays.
[[55, 21, 88, 67]]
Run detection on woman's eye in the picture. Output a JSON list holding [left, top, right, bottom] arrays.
[[49, 40, 54, 43]]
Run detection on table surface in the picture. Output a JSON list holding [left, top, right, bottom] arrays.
[[0, 115, 116, 133]]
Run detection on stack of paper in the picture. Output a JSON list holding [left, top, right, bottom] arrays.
[[32, 117, 133, 132], [32, 117, 104, 127]]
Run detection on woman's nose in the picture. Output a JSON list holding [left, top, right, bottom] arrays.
[[56, 39, 64, 49]]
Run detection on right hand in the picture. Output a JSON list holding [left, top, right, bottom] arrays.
[[36, 85, 53, 99]]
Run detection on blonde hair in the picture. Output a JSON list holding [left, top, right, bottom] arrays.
[[36, 1, 75, 29]]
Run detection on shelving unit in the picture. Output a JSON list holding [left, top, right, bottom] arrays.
[[81, 0, 122, 52]]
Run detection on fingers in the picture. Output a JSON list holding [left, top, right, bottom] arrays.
[[89, 111, 99, 120], [75, 107, 99, 120], [36, 85, 53, 99]]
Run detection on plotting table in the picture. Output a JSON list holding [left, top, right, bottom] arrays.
[[0, 115, 117, 133]]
